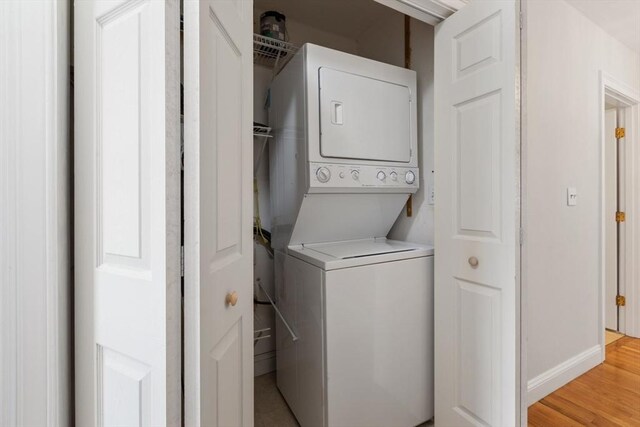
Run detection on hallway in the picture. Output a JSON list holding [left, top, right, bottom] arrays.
[[528, 337, 640, 426]]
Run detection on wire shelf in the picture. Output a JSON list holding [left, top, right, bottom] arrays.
[[253, 125, 272, 138], [253, 34, 298, 72]]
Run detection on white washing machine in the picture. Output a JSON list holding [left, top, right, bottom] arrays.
[[275, 238, 434, 427], [268, 44, 432, 426]]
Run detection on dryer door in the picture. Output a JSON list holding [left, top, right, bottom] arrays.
[[319, 68, 411, 162]]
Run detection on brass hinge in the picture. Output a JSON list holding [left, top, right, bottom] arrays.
[[616, 211, 626, 223], [180, 246, 184, 277], [615, 127, 626, 139], [616, 295, 626, 307]]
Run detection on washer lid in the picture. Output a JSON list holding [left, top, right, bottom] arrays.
[[287, 238, 434, 270]]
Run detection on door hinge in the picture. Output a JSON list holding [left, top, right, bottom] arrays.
[[181, 246, 184, 277], [519, 11, 523, 30], [616, 211, 626, 223], [615, 127, 625, 139], [616, 295, 626, 307]]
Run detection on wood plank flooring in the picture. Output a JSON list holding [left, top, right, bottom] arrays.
[[529, 336, 640, 426]]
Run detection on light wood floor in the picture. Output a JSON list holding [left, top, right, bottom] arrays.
[[606, 330, 625, 346], [529, 336, 640, 426]]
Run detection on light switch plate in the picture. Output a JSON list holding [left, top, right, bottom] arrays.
[[567, 187, 577, 206]]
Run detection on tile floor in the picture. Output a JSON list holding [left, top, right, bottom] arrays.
[[254, 372, 299, 427], [254, 372, 434, 427]]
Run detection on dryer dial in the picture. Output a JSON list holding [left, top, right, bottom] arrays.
[[405, 170, 416, 184], [316, 167, 331, 183]]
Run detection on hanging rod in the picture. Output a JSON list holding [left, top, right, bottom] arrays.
[[257, 281, 299, 342]]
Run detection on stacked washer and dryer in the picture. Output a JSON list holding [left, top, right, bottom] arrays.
[[269, 44, 434, 427]]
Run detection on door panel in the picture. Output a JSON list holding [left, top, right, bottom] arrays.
[[605, 109, 618, 330], [184, 0, 253, 426], [75, 0, 181, 425], [434, 1, 519, 426], [319, 68, 411, 162], [455, 90, 502, 239]]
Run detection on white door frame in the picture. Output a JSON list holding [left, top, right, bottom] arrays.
[[599, 71, 640, 349], [182, 0, 524, 424]]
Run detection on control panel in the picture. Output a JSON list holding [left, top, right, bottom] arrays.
[[309, 162, 419, 191]]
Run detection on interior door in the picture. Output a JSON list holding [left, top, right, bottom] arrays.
[[74, 0, 181, 426], [615, 108, 627, 333], [605, 109, 618, 330], [183, 0, 254, 426], [434, 1, 520, 426]]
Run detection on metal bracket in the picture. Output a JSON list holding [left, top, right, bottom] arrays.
[[257, 281, 299, 342]]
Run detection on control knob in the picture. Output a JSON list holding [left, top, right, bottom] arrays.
[[405, 171, 416, 184], [377, 171, 386, 181], [316, 167, 331, 183], [390, 171, 398, 181], [351, 170, 359, 180]]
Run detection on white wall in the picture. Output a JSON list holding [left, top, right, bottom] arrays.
[[524, 0, 640, 403], [0, 0, 72, 425], [356, 11, 405, 68], [354, 12, 436, 246], [387, 19, 435, 246], [253, 11, 359, 55]]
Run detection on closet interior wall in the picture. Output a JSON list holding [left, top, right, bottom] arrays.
[[251, 2, 435, 375]]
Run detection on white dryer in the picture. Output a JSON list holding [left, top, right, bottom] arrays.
[[269, 43, 419, 250], [275, 238, 434, 427]]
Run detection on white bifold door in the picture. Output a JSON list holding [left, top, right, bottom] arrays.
[[74, 0, 181, 426], [434, 1, 521, 426], [183, 1, 254, 427], [76, 0, 521, 425]]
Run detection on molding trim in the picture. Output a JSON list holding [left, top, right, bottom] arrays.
[[254, 351, 277, 377], [372, 0, 465, 26], [527, 344, 602, 405], [1, 1, 70, 425], [0, 2, 20, 425]]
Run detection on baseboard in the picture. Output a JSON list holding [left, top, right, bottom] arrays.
[[254, 351, 276, 377], [527, 344, 602, 406]]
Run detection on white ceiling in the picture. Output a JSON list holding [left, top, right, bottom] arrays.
[[564, 0, 640, 54], [254, 0, 393, 39]]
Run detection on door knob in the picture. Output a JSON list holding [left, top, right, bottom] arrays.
[[468, 257, 479, 268], [226, 291, 239, 306]]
